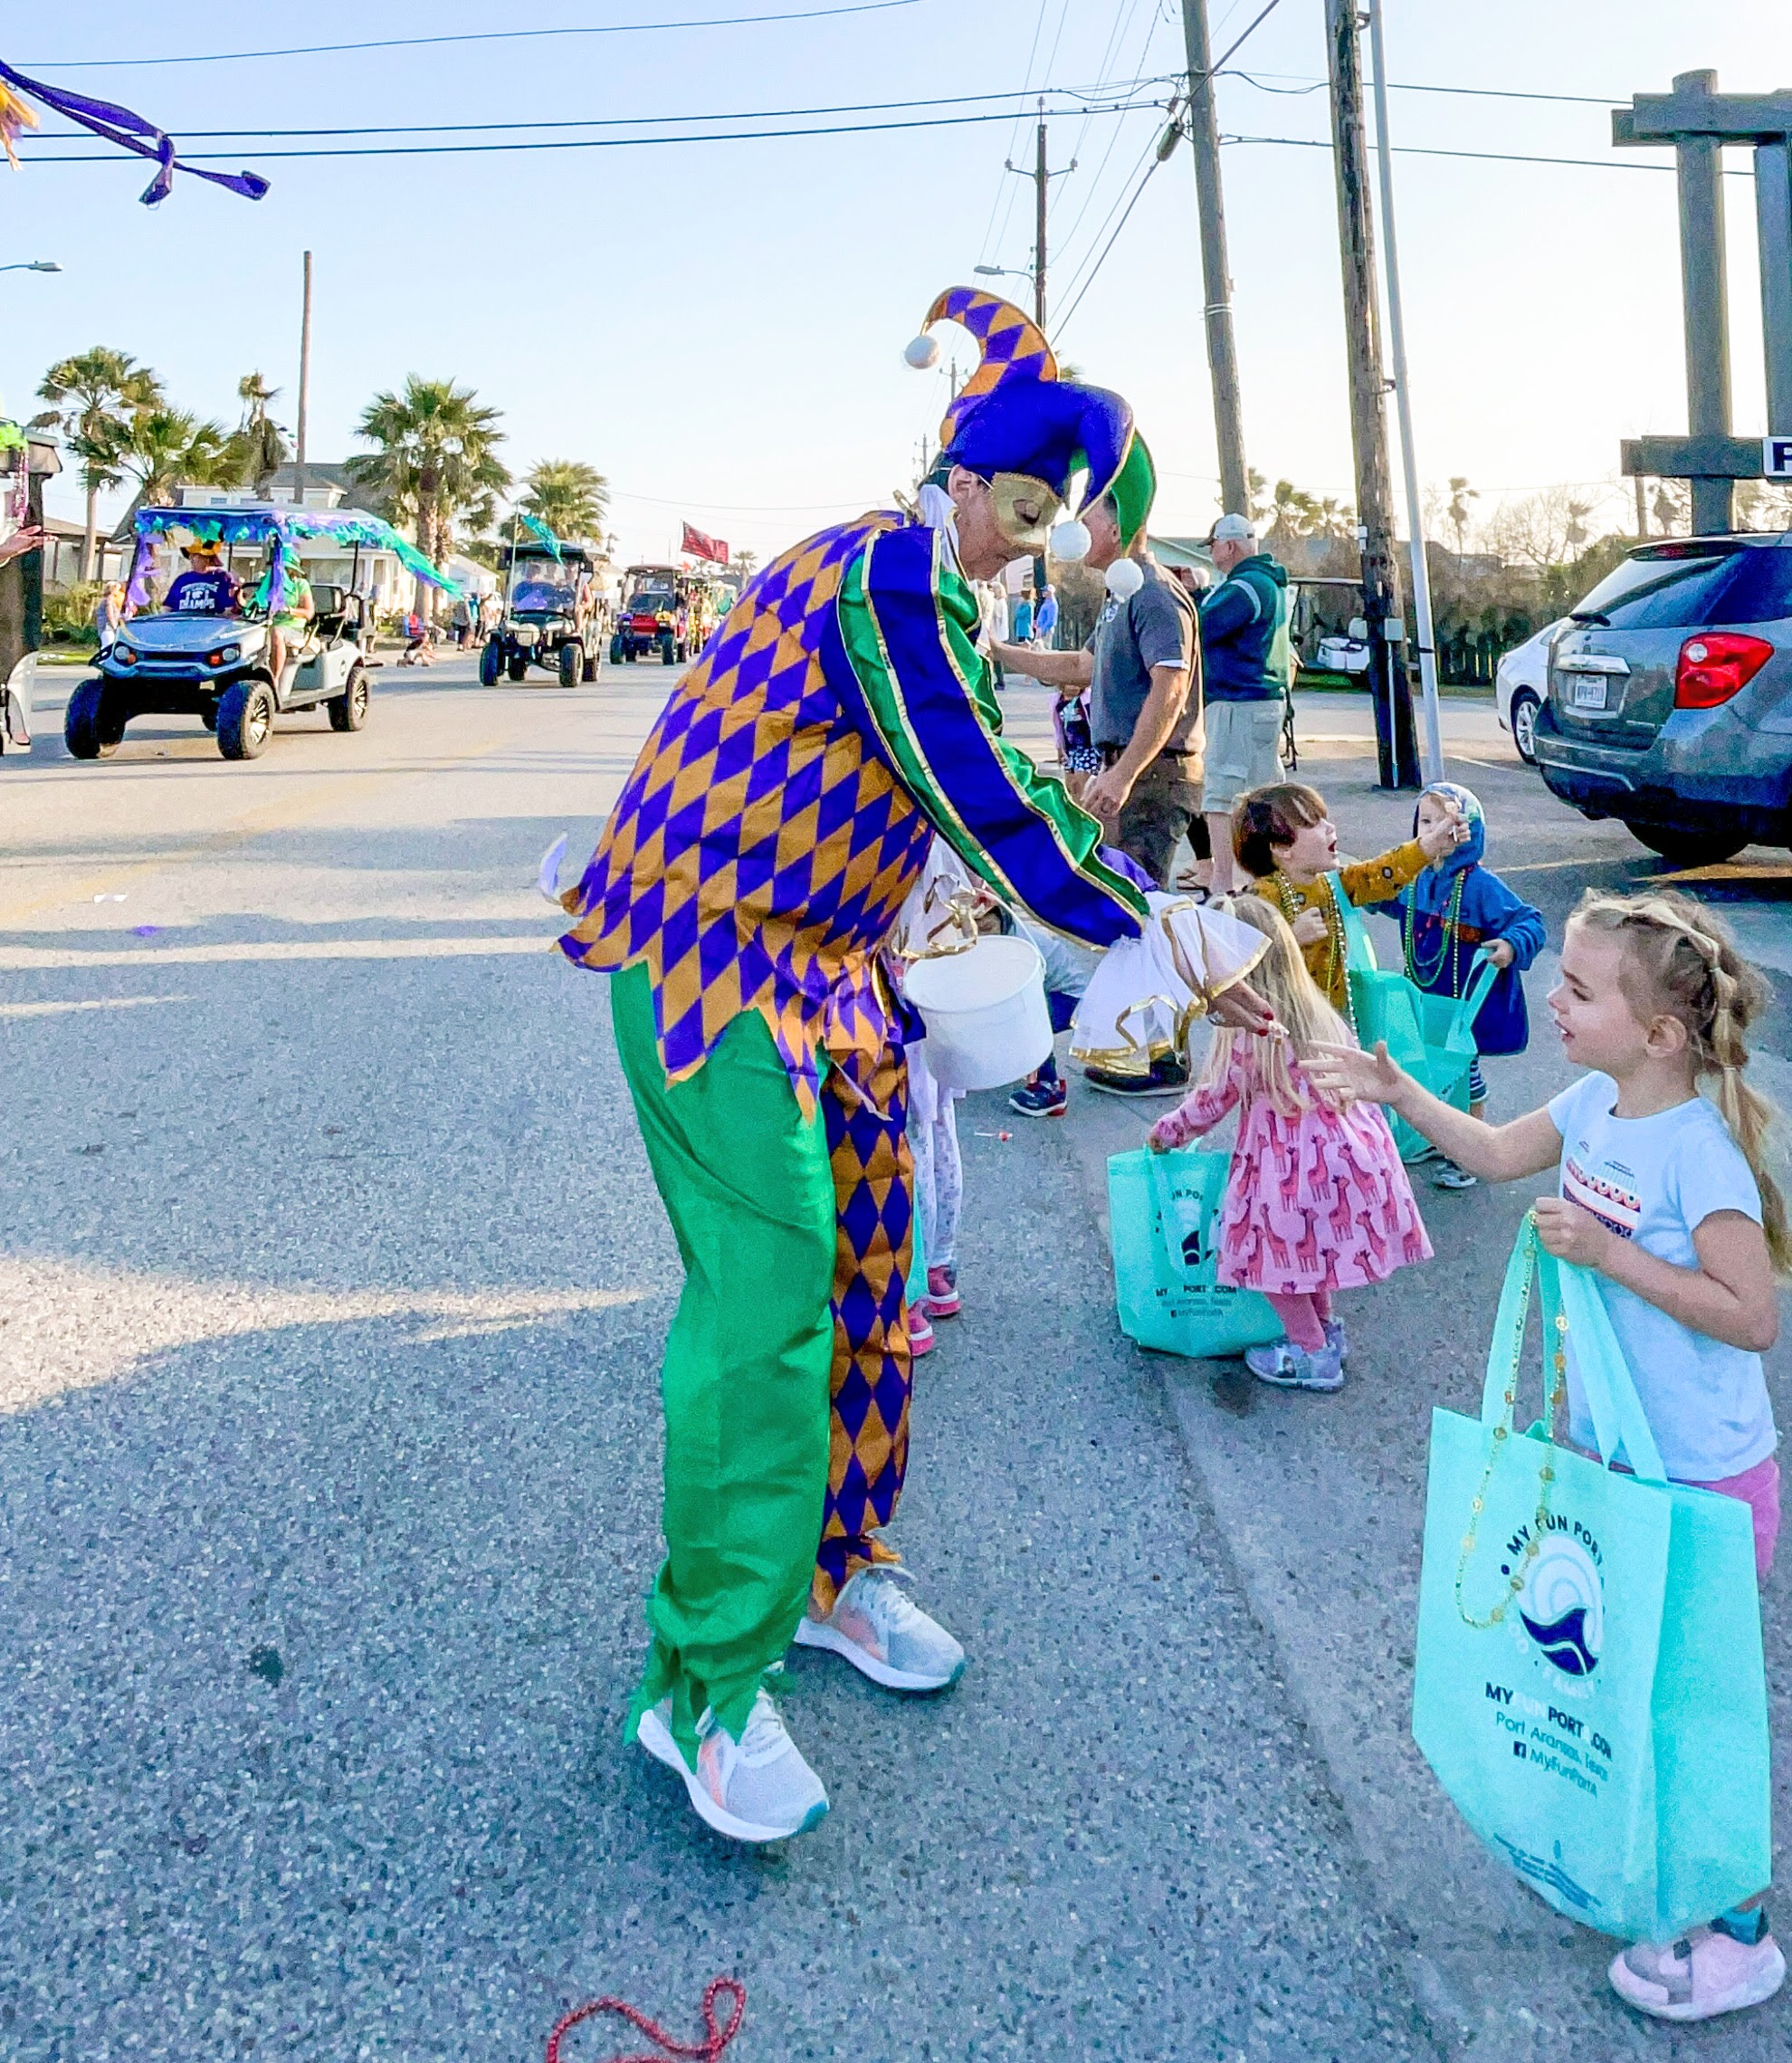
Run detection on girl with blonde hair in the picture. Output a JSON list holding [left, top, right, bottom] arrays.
[[1311, 885, 1787, 2023], [1148, 894, 1433, 1391]]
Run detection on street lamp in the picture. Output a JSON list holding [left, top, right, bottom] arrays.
[[0, 262, 62, 274], [974, 263, 1034, 287]]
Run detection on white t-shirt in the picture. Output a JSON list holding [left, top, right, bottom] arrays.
[[1547, 1072, 1776, 1482]]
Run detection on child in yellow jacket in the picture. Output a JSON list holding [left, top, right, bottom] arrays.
[[1233, 782, 1467, 1011]]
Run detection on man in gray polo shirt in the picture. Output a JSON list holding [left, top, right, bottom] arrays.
[[993, 494, 1203, 889]]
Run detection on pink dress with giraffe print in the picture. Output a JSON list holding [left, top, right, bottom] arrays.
[[1152, 1044, 1433, 1293]]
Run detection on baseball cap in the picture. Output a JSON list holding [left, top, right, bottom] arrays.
[[1208, 511, 1254, 542]]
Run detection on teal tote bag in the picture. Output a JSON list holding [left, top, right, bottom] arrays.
[[1412, 1216, 1769, 1943], [1329, 874, 1497, 1163], [1108, 1146, 1282, 1359]]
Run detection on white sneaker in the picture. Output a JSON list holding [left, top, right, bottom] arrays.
[[636, 1687, 828, 1844], [1610, 1925, 1786, 2021], [794, 1564, 966, 1692]]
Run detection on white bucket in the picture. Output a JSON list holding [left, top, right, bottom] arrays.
[[904, 933, 1053, 1092]]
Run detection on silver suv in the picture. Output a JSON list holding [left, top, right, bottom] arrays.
[[1532, 534, 1792, 865]]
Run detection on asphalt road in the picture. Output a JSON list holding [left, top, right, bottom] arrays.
[[0, 655, 1442, 2061]]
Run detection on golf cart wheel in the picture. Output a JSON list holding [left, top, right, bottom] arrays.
[[608, 634, 623, 665], [64, 678, 125, 759], [479, 639, 503, 687], [660, 633, 676, 664], [1624, 820, 1749, 869], [216, 678, 275, 760], [558, 641, 582, 689], [328, 664, 369, 732], [507, 653, 529, 683], [1510, 688, 1540, 766], [582, 646, 598, 683]]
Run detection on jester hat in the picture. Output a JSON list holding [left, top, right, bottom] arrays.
[[906, 287, 1155, 552]]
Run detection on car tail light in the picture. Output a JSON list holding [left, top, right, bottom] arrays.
[[1675, 632, 1774, 708]]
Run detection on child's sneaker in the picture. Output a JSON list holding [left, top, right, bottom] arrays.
[[1010, 1074, 1068, 1118], [1244, 1337, 1345, 1392], [1432, 1158, 1477, 1190], [923, 1264, 960, 1319], [1324, 1319, 1349, 1363], [1609, 1924, 1786, 2021], [909, 1304, 935, 1356]]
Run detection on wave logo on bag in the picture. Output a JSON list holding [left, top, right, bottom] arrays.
[[1516, 1537, 1604, 1677]]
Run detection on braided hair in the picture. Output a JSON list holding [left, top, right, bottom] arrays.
[[1571, 888, 1790, 1275]]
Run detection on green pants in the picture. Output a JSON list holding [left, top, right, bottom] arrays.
[[611, 964, 837, 1763]]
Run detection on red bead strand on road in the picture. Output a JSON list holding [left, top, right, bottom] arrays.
[[545, 1976, 746, 2063]]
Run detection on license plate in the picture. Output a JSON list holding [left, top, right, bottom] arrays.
[[1569, 674, 1608, 710]]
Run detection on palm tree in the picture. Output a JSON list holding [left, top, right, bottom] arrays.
[[1445, 477, 1479, 559], [119, 408, 235, 507], [348, 377, 510, 602], [228, 372, 289, 498], [520, 459, 608, 540], [33, 347, 164, 580], [726, 549, 758, 584]]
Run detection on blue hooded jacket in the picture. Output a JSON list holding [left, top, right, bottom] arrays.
[[1368, 782, 1546, 1056]]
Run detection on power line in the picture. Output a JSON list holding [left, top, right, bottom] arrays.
[[24, 1, 919, 70], [1052, 2, 1166, 269], [49, 82, 1158, 144], [1228, 68, 1624, 110], [1054, 0, 1286, 333], [979, 0, 1055, 263], [1220, 131, 1749, 176], [23, 98, 1166, 167]]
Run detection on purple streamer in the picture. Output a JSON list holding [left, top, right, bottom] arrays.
[[124, 535, 154, 611], [0, 59, 267, 204]]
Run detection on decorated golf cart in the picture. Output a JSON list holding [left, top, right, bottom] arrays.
[[481, 526, 603, 688], [70, 504, 461, 762]]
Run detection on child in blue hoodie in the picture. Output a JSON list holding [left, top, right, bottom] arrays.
[[1375, 780, 1546, 1189]]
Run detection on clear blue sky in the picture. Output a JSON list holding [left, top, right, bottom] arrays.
[[5, 0, 1789, 565]]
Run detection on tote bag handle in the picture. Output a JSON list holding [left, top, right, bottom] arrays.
[[1453, 948, 1502, 1035], [1476, 1212, 1668, 1484]]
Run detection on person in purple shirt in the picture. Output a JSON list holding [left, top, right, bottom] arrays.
[[162, 539, 241, 616]]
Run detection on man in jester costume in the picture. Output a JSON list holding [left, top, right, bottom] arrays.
[[558, 289, 1271, 1843]]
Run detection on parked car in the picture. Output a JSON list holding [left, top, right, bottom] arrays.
[[1531, 535, 1792, 865], [1493, 617, 1564, 765]]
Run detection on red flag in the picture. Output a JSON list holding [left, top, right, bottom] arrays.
[[681, 521, 729, 565]]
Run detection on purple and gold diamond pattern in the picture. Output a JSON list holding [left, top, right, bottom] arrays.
[[926, 286, 1058, 448], [813, 1044, 913, 1613], [558, 512, 937, 1114]]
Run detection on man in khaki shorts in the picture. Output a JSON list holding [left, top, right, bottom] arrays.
[[1198, 513, 1289, 894]]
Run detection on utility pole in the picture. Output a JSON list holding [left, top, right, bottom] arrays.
[[1034, 109, 1049, 330], [294, 249, 312, 505], [1323, 0, 1419, 789], [1179, 0, 1248, 517], [1367, 0, 1442, 783], [998, 104, 1073, 330]]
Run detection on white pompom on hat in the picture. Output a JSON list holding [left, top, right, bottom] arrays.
[[1105, 557, 1145, 599], [1048, 518, 1091, 562], [903, 333, 941, 369]]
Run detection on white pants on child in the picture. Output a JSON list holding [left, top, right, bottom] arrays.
[[907, 1042, 962, 1273]]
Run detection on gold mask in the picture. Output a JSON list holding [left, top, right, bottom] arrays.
[[988, 471, 1063, 552]]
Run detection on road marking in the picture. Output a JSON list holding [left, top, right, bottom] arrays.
[[0, 935, 558, 970], [0, 993, 192, 1017]]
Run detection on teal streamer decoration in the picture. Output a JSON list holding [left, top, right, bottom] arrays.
[[519, 513, 563, 561]]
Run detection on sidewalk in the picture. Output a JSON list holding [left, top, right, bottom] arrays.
[[1014, 721, 1792, 2059]]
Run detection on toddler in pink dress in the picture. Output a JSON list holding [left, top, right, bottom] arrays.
[[1149, 894, 1432, 1390]]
